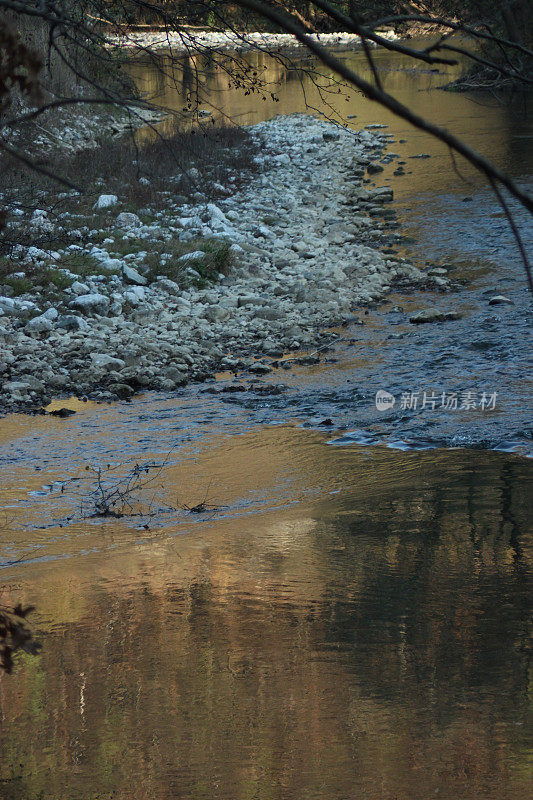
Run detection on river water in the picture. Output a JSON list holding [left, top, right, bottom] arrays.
[[0, 42, 531, 800]]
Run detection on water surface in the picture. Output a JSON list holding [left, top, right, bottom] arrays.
[[0, 40, 532, 800]]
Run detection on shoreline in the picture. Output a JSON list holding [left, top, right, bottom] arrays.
[[0, 114, 451, 416], [109, 28, 399, 54]]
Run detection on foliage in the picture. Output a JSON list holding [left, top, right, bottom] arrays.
[[0, 15, 41, 116]]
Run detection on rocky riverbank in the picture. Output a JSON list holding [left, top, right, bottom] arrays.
[[110, 29, 398, 54], [0, 114, 452, 414]]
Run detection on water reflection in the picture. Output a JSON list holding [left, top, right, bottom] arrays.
[[0, 426, 531, 800], [127, 41, 533, 195]]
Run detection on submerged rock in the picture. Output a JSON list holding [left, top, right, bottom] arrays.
[[409, 308, 461, 324]]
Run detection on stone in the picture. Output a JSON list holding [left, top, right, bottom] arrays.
[[179, 251, 206, 263], [95, 194, 118, 209], [488, 295, 514, 305], [50, 407, 76, 417], [0, 296, 16, 314], [123, 286, 146, 304], [155, 277, 181, 295], [71, 293, 110, 314], [238, 294, 264, 308], [4, 380, 32, 395], [409, 308, 461, 324], [109, 301, 123, 316], [108, 382, 134, 399], [90, 353, 126, 371], [208, 203, 229, 224], [116, 212, 142, 228], [25, 314, 53, 333], [56, 314, 88, 331], [71, 281, 90, 295], [122, 265, 147, 286], [165, 367, 187, 385], [248, 362, 272, 374], [203, 305, 230, 323]]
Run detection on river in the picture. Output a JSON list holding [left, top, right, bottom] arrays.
[[0, 41, 531, 800]]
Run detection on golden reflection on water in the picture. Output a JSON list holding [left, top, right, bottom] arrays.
[[0, 409, 531, 800], [127, 41, 532, 197]]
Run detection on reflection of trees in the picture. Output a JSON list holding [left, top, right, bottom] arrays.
[[0, 450, 530, 800]]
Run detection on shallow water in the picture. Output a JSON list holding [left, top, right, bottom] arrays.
[[0, 40, 532, 800]]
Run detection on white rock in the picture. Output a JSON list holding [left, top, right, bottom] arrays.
[[71, 281, 91, 295], [25, 314, 53, 333], [0, 296, 16, 313], [70, 293, 110, 314], [116, 212, 141, 228], [123, 286, 146, 304], [91, 353, 126, 371], [208, 203, 229, 224], [56, 314, 88, 331], [122, 265, 147, 286], [95, 194, 118, 209], [24, 247, 47, 263], [155, 277, 181, 295], [179, 250, 205, 263], [174, 297, 191, 311]]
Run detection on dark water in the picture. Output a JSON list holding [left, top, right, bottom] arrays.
[[0, 41, 531, 800]]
